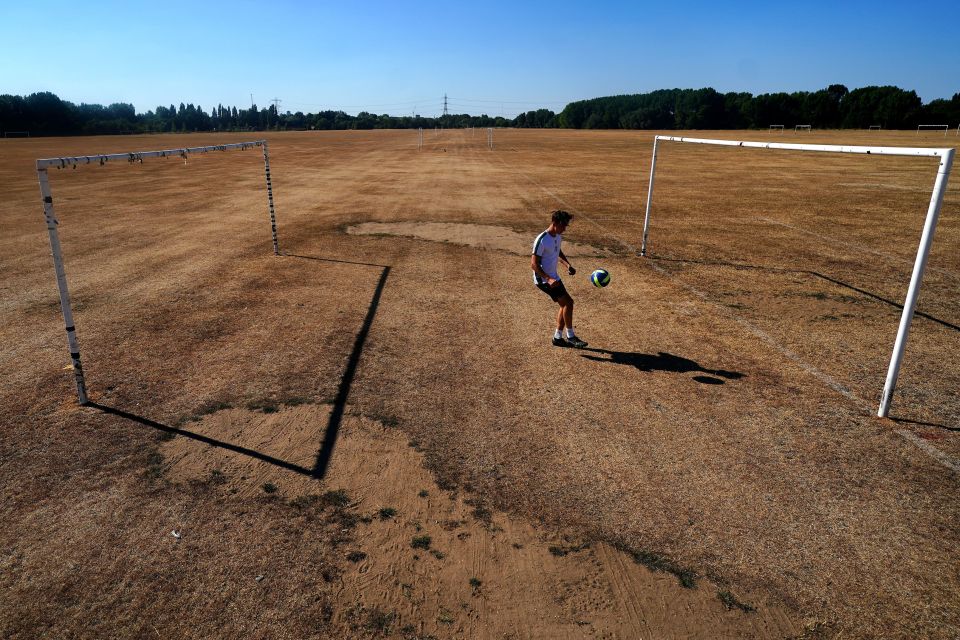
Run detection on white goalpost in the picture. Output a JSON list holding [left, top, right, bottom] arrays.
[[794, 125, 812, 132], [38, 140, 279, 405], [869, 125, 882, 131], [640, 135, 955, 418], [917, 124, 949, 136], [769, 125, 784, 133], [487, 127, 494, 150]]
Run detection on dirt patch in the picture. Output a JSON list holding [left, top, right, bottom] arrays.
[[161, 405, 798, 638], [346, 221, 611, 257]]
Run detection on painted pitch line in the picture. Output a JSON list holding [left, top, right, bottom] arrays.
[[757, 216, 960, 282], [494, 155, 959, 473], [646, 260, 865, 405], [895, 430, 960, 473]]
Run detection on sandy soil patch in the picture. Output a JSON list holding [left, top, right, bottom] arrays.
[[161, 404, 798, 638]]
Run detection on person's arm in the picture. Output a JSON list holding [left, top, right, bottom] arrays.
[[531, 253, 558, 286], [558, 250, 576, 275]]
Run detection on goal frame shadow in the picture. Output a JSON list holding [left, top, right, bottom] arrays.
[[87, 253, 392, 480]]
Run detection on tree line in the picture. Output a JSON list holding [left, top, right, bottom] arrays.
[[555, 86, 960, 130], [0, 92, 514, 136], [1, 85, 958, 136]]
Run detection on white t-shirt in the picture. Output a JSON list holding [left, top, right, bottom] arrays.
[[532, 229, 562, 284]]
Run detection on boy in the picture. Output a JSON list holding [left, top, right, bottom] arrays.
[[531, 210, 588, 348]]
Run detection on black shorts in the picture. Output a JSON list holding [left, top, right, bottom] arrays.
[[536, 280, 569, 302]]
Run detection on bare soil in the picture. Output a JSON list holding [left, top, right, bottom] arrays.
[[1, 128, 958, 638]]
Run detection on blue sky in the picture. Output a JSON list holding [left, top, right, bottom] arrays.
[[2, 0, 957, 117]]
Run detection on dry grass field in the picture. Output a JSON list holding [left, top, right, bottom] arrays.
[[1, 128, 958, 639]]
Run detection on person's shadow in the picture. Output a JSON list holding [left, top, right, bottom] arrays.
[[581, 348, 744, 385]]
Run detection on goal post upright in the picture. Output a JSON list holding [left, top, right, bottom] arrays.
[[36, 140, 277, 405], [640, 135, 954, 418], [640, 136, 660, 256], [37, 167, 88, 404], [261, 140, 280, 255], [878, 146, 955, 416]]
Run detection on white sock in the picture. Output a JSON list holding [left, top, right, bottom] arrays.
[[565, 327, 576, 338], [554, 329, 563, 339]]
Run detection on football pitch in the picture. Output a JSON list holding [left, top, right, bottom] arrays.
[[1, 128, 958, 638]]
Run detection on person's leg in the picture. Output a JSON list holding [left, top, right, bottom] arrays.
[[560, 295, 574, 334], [556, 303, 566, 332], [560, 295, 587, 347]]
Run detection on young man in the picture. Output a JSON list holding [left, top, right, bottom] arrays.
[[531, 210, 588, 348]]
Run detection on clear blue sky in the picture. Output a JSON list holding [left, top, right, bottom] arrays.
[[2, 0, 957, 117]]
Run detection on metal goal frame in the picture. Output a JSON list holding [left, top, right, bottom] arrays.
[[37, 140, 279, 405], [640, 135, 955, 418]]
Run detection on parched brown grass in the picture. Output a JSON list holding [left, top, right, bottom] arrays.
[[1, 128, 958, 638]]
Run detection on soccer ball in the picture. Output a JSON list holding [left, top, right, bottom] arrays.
[[590, 269, 611, 287]]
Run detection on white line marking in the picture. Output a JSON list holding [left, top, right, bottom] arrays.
[[646, 261, 865, 405], [757, 216, 960, 282], [895, 430, 960, 473]]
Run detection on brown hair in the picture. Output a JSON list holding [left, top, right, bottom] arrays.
[[551, 210, 573, 225]]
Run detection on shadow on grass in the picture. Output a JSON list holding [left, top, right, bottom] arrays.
[[581, 348, 744, 385], [889, 416, 959, 432], [87, 402, 316, 476], [287, 254, 391, 479], [649, 255, 960, 333], [89, 253, 392, 480]]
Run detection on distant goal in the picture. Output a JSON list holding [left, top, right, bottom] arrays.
[[768, 125, 784, 132], [794, 125, 812, 132], [37, 141, 280, 405], [641, 135, 955, 418], [917, 124, 949, 136]]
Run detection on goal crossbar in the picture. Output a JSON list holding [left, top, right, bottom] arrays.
[[36, 141, 266, 169], [641, 135, 955, 418], [917, 124, 949, 137], [38, 140, 279, 405]]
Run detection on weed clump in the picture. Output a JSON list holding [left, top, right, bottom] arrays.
[[548, 542, 590, 557], [144, 450, 165, 481], [347, 604, 396, 634], [246, 398, 279, 413], [437, 609, 454, 625], [378, 507, 398, 520], [411, 535, 431, 550], [346, 551, 367, 563]]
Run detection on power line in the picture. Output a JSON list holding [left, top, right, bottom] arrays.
[[283, 98, 436, 109], [448, 96, 570, 105]]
